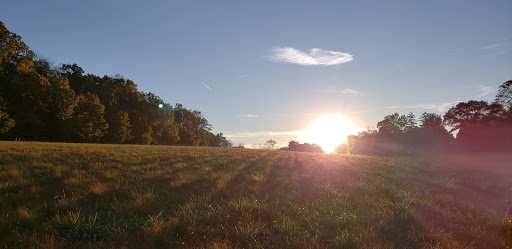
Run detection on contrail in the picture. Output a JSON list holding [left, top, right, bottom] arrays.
[[201, 83, 213, 91]]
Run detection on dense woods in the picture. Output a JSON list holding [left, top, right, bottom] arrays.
[[0, 22, 230, 147], [338, 83, 512, 155]]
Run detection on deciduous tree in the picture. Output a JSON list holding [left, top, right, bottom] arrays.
[[265, 139, 277, 150], [72, 93, 108, 142], [0, 97, 14, 135], [495, 80, 512, 111]]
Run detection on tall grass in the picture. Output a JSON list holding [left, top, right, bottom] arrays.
[[0, 141, 510, 248]]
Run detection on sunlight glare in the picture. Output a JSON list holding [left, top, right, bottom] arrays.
[[301, 114, 362, 153]]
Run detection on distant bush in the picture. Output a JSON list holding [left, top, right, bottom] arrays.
[[280, 140, 324, 153]]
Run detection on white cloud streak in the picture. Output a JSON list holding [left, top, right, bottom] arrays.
[[384, 101, 462, 112], [322, 88, 363, 96], [478, 85, 494, 97], [481, 40, 511, 56], [201, 83, 213, 91], [269, 47, 353, 66], [239, 114, 259, 118]]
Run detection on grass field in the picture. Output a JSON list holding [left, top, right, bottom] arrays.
[[0, 141, 510, 248]]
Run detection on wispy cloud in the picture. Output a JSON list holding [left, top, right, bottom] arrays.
[[201, 83, 213, 91], [321, 88, 363, 96], [239, 114, 259, 118], [481, 40, 511, 56], [384, 101, 462, 112], [239, 74, 249, 78], [478, 85, 494, 97], [268, 47, 353, 66], [482, 44, 501, 50]]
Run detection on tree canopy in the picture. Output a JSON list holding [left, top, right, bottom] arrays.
[[0, 21, 230, 147], [342, 84, 512, 156]]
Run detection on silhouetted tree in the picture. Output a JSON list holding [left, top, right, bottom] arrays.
[[210, 133, 232, 147], [348, 128, 380, 155], [411, 112, 453, 154], [346, 135, 358, 154], [377, 112, 416, 136], [420, 112, 443, 129], [374, 113, 418, 154], [444, 101, 507, 151], [444, 101, 504, 135], [265, 139, 277, 150], [335, 143, 348, 154], [60, 64, 88, 93], [495, 80, 512, 126], [34, 58, 58, 77], [495, 80, 512, 111]]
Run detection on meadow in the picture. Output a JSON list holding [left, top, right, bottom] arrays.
[[0, 141, 510, 248]]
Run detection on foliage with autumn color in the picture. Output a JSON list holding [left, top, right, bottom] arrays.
[[0, 22, 230, 147]]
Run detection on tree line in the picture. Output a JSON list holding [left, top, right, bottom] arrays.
[[280, 140, 324, 153], [0, 22, 230, 147], [337, 81, 512, 155]]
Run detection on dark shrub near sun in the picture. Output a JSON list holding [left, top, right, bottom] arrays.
[[280, 140, 324, 153]]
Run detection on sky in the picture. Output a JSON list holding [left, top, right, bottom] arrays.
[[1, 1, 512, 150]]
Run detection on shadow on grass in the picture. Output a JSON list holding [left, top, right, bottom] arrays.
[[377, 158, 437, 249], [378, 185, 434, 249]]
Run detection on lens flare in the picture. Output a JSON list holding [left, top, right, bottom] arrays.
[[301, 114, 362, 153]]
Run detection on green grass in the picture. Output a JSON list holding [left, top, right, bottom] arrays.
[[0, 141, 510, 248]]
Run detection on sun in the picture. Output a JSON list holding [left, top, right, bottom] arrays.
[[301, 114, 362, 153]]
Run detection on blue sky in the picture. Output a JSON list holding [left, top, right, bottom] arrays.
[[2, 1, 511, 148]]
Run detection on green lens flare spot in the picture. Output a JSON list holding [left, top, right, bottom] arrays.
[[158, 104, 164, 108]]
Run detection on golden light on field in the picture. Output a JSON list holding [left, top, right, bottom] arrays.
[[301, 114, 362, 153]]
